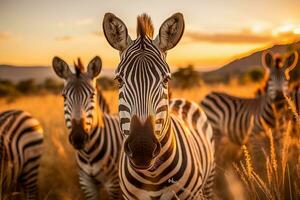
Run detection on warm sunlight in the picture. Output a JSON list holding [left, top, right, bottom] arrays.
[[1, 1, 300, 199], [1, 0, 300, 70]]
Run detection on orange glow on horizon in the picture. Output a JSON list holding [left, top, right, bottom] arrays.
[[1, 0, 300, 71]]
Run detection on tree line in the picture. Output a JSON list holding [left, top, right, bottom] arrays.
[[2, 63, 298, 97]]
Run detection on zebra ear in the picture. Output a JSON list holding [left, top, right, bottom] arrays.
[[87, 56, 102, 79], [52, 57, 72, 79], [284, 51, 298, 80], [154, 13, 185, 52], [262, 51, 274, 69], [102, 13, 132, 52]]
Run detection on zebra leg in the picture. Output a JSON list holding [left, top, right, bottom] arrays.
[[104, 177, 122, 200], [19, 161, 41, 200], [79, 170, 100, 200], [203, 167, 215, 200]]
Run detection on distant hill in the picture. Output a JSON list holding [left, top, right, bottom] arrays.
[[0, 65, 115, 83], [1, 41, 300, 84], [201, 41, 300, 83]]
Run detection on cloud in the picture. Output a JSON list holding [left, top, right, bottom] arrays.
[[55, 35, 73, 41], [184, 28, 300, 45], [185, 30, 273, 44], [74, 18, 94, 26], [57, 22, 65, 28], [0, 31, 13, 40], [57, 18, 94, 28], [90, 31, 104, 37]]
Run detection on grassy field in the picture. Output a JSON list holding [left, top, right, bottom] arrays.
[[0, 81, 299, 199]]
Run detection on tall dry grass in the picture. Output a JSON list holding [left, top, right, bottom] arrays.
[[0, 82, 298, 199], [232, 98, 300, 200], [0, 92, 118, 199]]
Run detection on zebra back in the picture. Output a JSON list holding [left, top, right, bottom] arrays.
[[201, 51, 299, 146]]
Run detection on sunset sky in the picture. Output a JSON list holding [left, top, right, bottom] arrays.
[[1, 0, 300, 70]]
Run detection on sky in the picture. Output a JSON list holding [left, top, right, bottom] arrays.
[[1, 0, 300, 71]]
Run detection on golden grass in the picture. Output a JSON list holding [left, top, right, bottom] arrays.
[[0, 82, 298, 199], [234, 115, 300, 200]]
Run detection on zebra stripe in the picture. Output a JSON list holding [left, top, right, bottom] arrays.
[[201, 92, 275, 145], [201, 51, 298, 145], [77, 114, 122, 200], [52, 57, 123, 200], [97, 85, 110, 114], [103, 13, 215, 200], [0, 110, 43, 200]]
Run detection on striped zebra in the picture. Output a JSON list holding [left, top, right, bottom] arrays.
[[201, 51, 299, 146], [97, 85, 110, 114], [52, 56, 123, 200], [0, 110, 43, 200], [103, 13, 215, 199]]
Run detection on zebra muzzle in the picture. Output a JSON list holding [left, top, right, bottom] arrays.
[[69, 119, 89, 150], [124, 115, 161, 169]]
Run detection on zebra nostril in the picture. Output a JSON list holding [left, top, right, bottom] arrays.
[[124, 141, 133, 158]]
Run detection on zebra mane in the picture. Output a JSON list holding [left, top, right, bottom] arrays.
[[96, 84, 110, 114], [137, 13, 154, 40], [74, 58, 85, 77]]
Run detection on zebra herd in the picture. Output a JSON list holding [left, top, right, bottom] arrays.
[[0, 12, 299, 200]]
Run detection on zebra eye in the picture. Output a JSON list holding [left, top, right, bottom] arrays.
[[115, 76, 124, 88], [162, 75, 171, 84], [90, 93, 95, 99]]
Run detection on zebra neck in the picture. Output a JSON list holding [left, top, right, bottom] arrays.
[[260, 95, 286, 128], [97, 89, 110, 114], [79, 120, 103, 154], [95, 95, 105, 127], [159, 119, 173, 152]]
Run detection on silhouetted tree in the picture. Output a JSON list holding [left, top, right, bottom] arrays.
[[16, 79, 37, 94], [43, 78, 63, 93], [249, 68, 264, 82], [172, 65, 201, 88], [96, 76, 117, 90]]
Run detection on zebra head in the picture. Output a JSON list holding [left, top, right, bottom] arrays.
[[262, 51, 298, 101], [103, 13, 184, 169], [52, 56, 102, 150]]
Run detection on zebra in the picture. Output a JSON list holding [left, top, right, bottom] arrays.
[[97, 85, 110, 114], [103, 13, 215, 199], [52, 56, 123, 200], [0, 110, 44, 200], [201, 51, 299, 146]]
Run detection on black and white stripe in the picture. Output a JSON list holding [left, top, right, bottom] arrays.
[[97, 85, 110, 114], [201, 51, 299, 145], [0, 110, 43, 200], [103, 13, 215, 199], [52, 57, 123, 200]]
